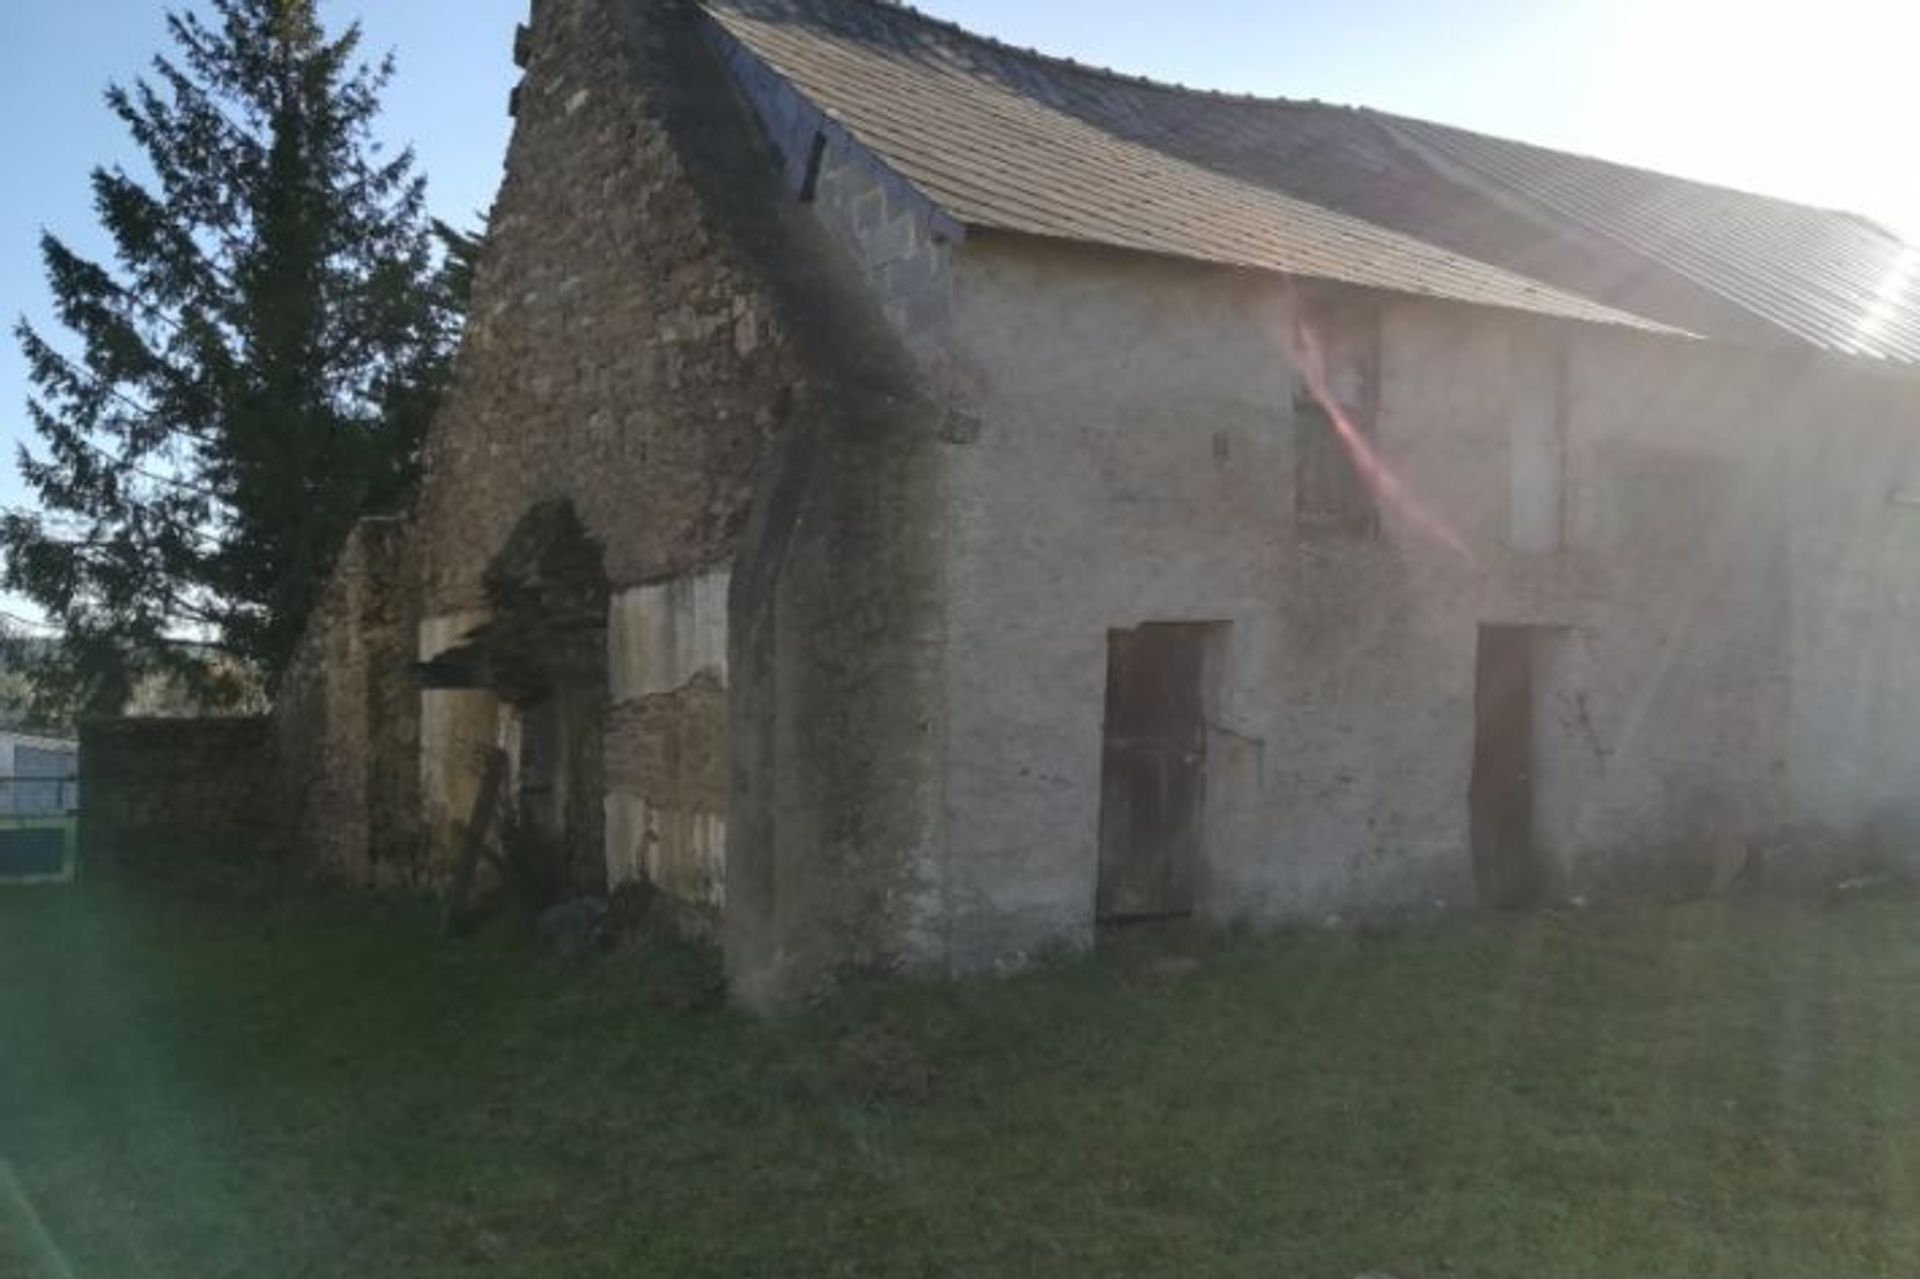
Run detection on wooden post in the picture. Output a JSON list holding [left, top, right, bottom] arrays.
[[444, 746, 509, 938]]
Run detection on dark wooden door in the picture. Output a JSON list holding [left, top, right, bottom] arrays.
[[1470, 625, 1542, 908], [517, 696, 565, 842], [1098, 624, 1207, 920]]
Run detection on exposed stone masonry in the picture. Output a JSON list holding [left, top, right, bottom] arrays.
[[269, 0, 950, 1006], [82, 718, 280, 874], [274, 518, 421, 885], [413, 0, 807, 615]]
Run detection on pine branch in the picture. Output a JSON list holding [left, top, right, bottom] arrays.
[[25, 337, 220, 448], [34, 421, 228, 504], [6, 504, 220, 552]]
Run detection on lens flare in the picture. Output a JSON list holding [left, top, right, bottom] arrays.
[[1287, 308, 1475, 563]]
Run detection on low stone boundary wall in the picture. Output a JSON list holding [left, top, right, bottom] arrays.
[[79, 717, 280, 873]]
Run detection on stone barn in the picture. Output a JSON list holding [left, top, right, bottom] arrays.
[[276, 0, 1920, 1006]]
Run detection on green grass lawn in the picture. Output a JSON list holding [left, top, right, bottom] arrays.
[[5, 883, 1920, 1278]]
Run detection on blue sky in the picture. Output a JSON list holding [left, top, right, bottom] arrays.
[[2, 0, 1917, 626]]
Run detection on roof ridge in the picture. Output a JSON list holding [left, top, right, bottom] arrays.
[[822, 0, 1353, 109]]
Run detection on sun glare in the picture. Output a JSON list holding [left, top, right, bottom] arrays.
[[1582, 0, 1920, 239], [1856, 247, 1920, 346]]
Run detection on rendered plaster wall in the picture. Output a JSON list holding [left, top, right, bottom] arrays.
[[1519, 330, 1797, 890], [931, 232, 1849, 969], [604, 569, 730, 911], [1784, 366, 1920, 858], [933, 242, 1296, 966]]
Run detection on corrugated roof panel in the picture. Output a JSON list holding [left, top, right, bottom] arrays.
[[1382, 116, 1920, 362]]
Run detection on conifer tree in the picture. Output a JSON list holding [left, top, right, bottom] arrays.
[[6, 0, 465, 714]]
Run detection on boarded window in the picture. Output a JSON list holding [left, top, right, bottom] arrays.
[[1509, 336, 1569, 553], [1294, 299, 1380, 536]]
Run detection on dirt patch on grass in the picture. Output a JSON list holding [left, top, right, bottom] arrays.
[[835, 1025, 935, 1105]]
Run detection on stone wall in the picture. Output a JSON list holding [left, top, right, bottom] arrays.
[[274, 517, 423, 886], [397, 0, 949, 1005], [412, 0, 805, 617], [79, 718, 279, 873], [409, 0, 813, 891]]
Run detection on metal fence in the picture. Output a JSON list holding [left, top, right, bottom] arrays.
[[0, 775, 78, 819], [0, 776, 79, 883]]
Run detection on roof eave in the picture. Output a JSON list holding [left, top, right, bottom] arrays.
[[955, 222, 1690, 339]]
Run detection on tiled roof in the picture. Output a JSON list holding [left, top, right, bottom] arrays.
[[701, 0, 1920, 363], [701, 0, 1677, 334]]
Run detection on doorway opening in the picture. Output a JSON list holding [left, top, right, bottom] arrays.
[[1096, 622, 1226, 923], [1470, 623, 1556, 909], [415, 499, 610, 903]]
